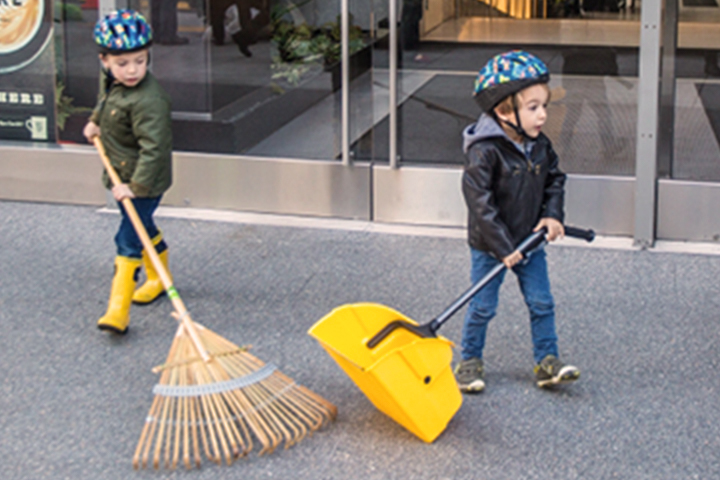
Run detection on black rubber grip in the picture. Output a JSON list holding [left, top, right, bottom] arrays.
[[564, 226, 595, 242]]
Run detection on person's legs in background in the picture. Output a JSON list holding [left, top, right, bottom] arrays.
[[401, 0, 424, 61], [152, 0, 189, 45]]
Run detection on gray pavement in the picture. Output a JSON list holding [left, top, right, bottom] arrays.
[[2, 200, 719, 480]]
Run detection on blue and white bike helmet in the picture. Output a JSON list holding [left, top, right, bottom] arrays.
[[94, 9, 153, 53], [473, 50, 550, 113]]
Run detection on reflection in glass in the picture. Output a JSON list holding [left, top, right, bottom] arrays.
[[673, 2, 720, 181], [350, 0, 640, 175], [55, 0, 375, 159]]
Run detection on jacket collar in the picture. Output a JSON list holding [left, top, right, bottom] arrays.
[[462, 113, 537, 157]]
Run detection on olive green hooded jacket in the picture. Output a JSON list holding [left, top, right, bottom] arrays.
[[90, 71, 172, 198]]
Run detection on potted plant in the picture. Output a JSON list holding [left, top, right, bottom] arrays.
[[270, 3, 369, 90]]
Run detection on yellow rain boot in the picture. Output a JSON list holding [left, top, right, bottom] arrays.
[[132, 233, 170, 305], [97, 256, 141, 334]]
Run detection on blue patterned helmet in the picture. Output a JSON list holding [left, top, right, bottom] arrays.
[[94, 9, 153, 53], [473, 50, 549, 112]]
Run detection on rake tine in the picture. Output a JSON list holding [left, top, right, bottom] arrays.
[[210, 389, 242, 462], [134, 326, 184, 470], [193, 393, 214, 464], [134, 394, 160, 470], [241, 382, 290, 449], [141, 398, 161, 469], [196, 371, 223, 465], [219, 355, 310, 445], [182, 393, 190, 469], [254, 380, 306, 447], [220, 391, 250, 457], [230, 383, 277, 454], [171, 364, 186, 470], [266, 382, 316, 442], [153, 394, 171, 469]]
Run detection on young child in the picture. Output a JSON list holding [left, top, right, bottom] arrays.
[[455, 50, 579, 393], [84, 9, 173, 334]]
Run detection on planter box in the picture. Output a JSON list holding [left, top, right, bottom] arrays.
[[328, 43, 373, 92]]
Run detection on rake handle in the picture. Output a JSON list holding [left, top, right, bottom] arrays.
[[93, 137, 210, 363]]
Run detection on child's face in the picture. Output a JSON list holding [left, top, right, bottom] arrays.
[[498, 84, 549, 140], [100, 50, 149, 88]]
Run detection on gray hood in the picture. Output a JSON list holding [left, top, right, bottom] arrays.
[[462, 113, 533, 156]]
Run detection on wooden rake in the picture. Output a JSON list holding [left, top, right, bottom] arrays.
[[93, 138, 337, 470]]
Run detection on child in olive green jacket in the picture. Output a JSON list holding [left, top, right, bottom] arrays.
[[84, 9, 173, 334]]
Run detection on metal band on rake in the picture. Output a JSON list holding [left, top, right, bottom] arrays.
[[152, 364, 277, 398]]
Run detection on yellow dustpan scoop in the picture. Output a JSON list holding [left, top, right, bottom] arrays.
[[308, 303, 462, 443], [308, 227, 595, 443]]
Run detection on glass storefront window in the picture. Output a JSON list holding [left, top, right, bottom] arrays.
[[56, 0, 375, 160], [672, 2, 720, 181], [354, 0, 640, 175], [50, 0, 645, 174]]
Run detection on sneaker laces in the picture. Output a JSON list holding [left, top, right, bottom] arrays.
[[538, 355, 564, 375], [456, 358, 483, 375]]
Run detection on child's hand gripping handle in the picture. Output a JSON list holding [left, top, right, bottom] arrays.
[[366, 225, 595, 349], [92, 137, 210, 363]]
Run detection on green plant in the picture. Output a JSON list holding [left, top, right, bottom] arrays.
[[54, 1, 84, 21], [312, 16, 364, 66], [55, 82, 90, 131], [270, 2, 366, 86], [270, 61, 314, 86]]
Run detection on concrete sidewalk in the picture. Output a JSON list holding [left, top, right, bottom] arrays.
[[1, 200, 718, 479]]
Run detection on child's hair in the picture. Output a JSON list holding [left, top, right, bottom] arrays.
[[494, 83, 551, 115]]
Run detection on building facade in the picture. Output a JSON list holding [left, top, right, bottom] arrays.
[[1, 0, 719, 245]]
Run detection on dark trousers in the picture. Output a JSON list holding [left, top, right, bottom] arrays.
[[115, 196, 166, 258], [151, 0, 179, 42], [401, 1, 423, 51], [210, 0, 266, 46]]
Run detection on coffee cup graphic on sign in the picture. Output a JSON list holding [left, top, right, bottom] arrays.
[[0, 0, 53, 73], [25, 115, 47, 139]]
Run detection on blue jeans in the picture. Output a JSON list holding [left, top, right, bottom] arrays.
[[115, 196, 167, 258], [461, 247, 559, 364]]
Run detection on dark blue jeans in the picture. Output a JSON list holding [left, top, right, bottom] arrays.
[[461, 247, 559, 364], [115, 196, 166, 258]]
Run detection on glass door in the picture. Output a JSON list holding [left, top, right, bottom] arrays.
[[350, 0, 643, 170]]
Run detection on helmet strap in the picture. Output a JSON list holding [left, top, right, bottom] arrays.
[[508, 96, 530, 139], [496, 95, 529, 140]]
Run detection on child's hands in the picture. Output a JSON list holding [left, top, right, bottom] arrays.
[[502, 250, 523, 268], [534, 217, 564, 241], [112, 183, 135, 201], [83, 121, 101, 143]]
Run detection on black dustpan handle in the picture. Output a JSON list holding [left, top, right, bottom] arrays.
[[366, 225, 595, 349]]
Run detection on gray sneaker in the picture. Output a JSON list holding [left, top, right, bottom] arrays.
[[534, 355, 580, 388], [454, 357, 486, 393]]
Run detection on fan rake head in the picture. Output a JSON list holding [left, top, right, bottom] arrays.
[[133, 322, 337, 470]]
